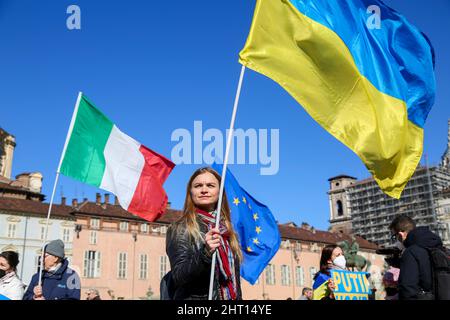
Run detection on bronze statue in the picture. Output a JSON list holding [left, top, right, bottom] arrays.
[[337, 236, 371, 272]]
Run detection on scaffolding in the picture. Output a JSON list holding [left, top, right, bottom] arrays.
[[346, 166, 450, 247]]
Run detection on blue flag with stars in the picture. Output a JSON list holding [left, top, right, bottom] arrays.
[[212, 163, 281, 285]]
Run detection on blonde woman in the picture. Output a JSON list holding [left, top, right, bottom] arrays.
[[165, 167, 242, 300]]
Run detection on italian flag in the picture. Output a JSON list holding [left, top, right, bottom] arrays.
[[60, 93, 175, 221]]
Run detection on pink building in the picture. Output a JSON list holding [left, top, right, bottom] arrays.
[[70, 194, 179, 300], [70, 194, 385, 300]]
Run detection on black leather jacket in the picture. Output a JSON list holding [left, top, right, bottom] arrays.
[[165, 218, 242, 300]]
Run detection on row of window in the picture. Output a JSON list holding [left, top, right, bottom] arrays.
[[5, 224, 71, 242], [83, 250, 168, 280], [264, 264, 317, 287], [89, 218, 167, 234], [4, 221, 166, 242], [81, 252, 319, 287]]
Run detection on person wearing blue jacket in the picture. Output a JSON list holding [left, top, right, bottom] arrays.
[[23, 239, 80, 300]]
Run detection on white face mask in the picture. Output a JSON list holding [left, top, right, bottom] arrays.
[[333, 255, 347, 269]]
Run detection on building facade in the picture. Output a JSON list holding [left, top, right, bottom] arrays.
[[0, 198, 76, 285], [66, 194, 385, 300], [70, 194, 174, 300], [328, 120, 450, 248], [0, 129, 74, 285]]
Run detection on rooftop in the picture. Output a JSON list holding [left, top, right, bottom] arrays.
[[328, 175, 357, 182]]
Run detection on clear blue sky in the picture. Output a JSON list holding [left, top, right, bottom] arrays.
[[1, 0, 449, 231]]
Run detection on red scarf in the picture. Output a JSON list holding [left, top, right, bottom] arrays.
[[196, 208, 237, 300]]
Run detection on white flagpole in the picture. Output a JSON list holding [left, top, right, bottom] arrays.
[[208, 66, 246, 300], [37, 92, 83, 288]]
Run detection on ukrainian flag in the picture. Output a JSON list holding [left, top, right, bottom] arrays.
[[239, 0, 436, 198], [312, 273, 332, 300]]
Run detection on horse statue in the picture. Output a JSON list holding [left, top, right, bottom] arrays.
[[337, 237, 371, 272]]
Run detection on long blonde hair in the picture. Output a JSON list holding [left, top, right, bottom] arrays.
[[175, 167, 243, 262]]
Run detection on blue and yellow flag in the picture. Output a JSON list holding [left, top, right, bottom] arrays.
[[212, 163, 281, 285], [312, 273, 332, 300], [239, 0, 436, 198]]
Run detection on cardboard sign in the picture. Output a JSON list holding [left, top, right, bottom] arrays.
[[330, 269, 372, 300]]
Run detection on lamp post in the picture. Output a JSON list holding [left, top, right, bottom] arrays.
[[131, 231, 137, 300], [75, 224, 82, 239]]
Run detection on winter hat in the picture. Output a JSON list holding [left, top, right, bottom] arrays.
[[44, 240, 65, 259]]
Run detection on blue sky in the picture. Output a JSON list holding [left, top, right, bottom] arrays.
[[1, 0, 449, 231]]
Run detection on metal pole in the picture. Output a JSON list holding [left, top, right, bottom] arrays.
[[20, 216, 29, 280], [38, 92, 82, 287], [131, 232, 137, 300], [207, 66, 246, 300], [290, 243, 295, 299]]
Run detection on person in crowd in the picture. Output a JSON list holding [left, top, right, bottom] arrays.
[[298, 287, 313, 300], [390, 215, 443, 300], [383, 266, 400, 300], [86, 288, 101, 300], [23, 239, 80, 300], [0, 251, 25, 300], [312, 244, 347, 300], [165, 167, 242, 300]]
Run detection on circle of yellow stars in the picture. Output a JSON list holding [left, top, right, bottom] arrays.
[[233, 196, 261, 253]]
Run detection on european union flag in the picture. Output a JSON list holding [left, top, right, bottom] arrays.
[[212, 163, 281, 285]]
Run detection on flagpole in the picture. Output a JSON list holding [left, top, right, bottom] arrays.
[[37, 92, 83, 288], [208, 66, 246, 300]]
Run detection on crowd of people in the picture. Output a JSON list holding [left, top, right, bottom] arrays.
[[0, 167, 448, 300]]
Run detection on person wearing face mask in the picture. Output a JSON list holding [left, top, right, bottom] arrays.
[[23, 239, 80, 300], [164, 167, 243, 300], [312, 244, 347, 300], [0, 251, 25, 300], [390, 215, 443, 300]]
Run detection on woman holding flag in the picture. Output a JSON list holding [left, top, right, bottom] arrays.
[[165, 167, 243, 300], [312, 244, 347, 300]]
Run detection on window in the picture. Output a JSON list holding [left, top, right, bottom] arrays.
[[118, 252, 127, 279], [281, 265, 291, 286], [90, 218, 100, 230], [337, 200, 344, 216], [295, 242, 302, 252], [265, 264, 276, 285], [140, 224, 149, 234], [89, 231, 97, 245], [40, 226, 46, 240], [139, 254, 148, 280], [62, 228, 70, 242], [160, 256, 168, 280], [296, 266, 304, 287], [119, 222, 129, 231], [160, 226, 167, 234], [83, 251, 101, 278], [7, 223, 16, 238]]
